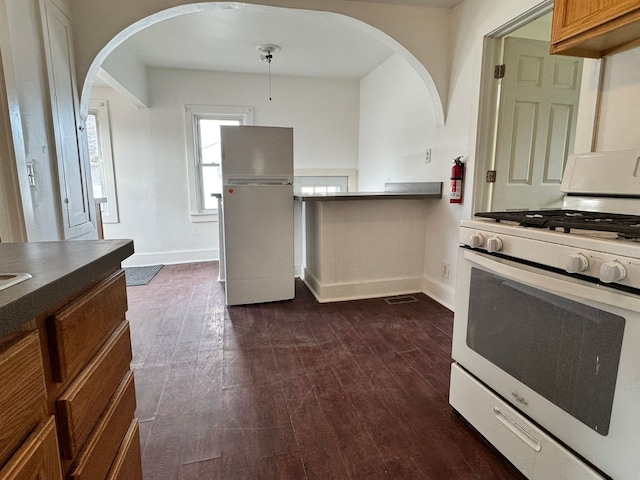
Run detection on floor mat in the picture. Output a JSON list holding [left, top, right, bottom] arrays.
[[124, 265, 163, 286]]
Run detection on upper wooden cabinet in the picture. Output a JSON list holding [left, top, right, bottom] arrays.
[[551, 0, 640, 57]]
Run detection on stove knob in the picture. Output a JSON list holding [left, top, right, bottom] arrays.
[[599, 261, 627, 283], [486, 236, 503, 253], [469, 233, 485, 249], [566, 254, 589, 274]]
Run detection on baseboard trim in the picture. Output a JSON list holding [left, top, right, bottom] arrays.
[[422, 276, 455, 311], [302, 267, 423, 303], [122, 249, 218, 267]]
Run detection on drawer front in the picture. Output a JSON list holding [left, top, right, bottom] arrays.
[[106, 419, 143, 480], [449, 364, 605, 480], [56, 321, 132, 459], [67, 371, 136, 480], [0, 416, 62, 480], [48, 270, 127, 383], [0, 331, 47, 467]]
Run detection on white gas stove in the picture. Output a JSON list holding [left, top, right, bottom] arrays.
[[450, 150, 640, 480]]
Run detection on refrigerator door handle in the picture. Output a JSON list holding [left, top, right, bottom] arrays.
[[226, 176, 292, 186]]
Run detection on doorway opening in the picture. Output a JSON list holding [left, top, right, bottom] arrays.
[[472, 2, 602, 213]]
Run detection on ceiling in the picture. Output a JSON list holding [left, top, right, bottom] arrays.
[[109, 1, 462, 82]]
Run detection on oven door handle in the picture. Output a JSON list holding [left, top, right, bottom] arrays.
[[463, 249, 640, 312]]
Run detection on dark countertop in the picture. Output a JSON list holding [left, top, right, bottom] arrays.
[[0, 239, 134, 337], [295, 189, 441, 202]]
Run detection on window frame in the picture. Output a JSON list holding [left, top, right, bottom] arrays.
[[87, 99, 119, 223], [185, 105, 254, 222]]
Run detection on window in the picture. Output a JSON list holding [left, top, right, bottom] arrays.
[[87, 99, 118, 223], [293, 169, 357, 195], [185, 106, 254, 221], [294, 176, 348, 195]]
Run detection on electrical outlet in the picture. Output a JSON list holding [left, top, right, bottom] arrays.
[[425, 148, 431, 163], [441, 262, 450, 279]]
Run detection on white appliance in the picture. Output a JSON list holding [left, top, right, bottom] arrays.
[[220, 125, 294, 306], [450, 150, 640, 480]]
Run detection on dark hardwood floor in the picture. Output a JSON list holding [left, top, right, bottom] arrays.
[[126, 262, 523, 480]]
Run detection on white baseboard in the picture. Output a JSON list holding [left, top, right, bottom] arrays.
[[422, 276, 455, 311], [302, 267, 423, 303], [122, 249, 218, 267]]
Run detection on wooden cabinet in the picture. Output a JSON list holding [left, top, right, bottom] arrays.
[[551, 0, 640, 57], [48, 271, 127, 383], [0, 417, 63, 480], [56, 321, 132, 459], [0, 333, 62, 479], [48, 272, 142, 480], [105, 420, 143, 480], [0, 269, 142, 480], [0, 332, 48, 468], [67, 372, 136, 480]]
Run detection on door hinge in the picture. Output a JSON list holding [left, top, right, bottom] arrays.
[[494, 64, 505, 79], [486, 170, 497, 183]]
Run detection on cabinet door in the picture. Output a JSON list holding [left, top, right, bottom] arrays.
[[0, 417, 63, 480], [40, 0, 93, 239], [56, 321, 132, 459], [48, 270, 127, 383], [551, 0, 640, 56], [0, 332, 47, 468], [105, 420, 143, 480]]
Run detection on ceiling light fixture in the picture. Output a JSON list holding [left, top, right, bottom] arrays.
[[257, 44, 280, 101]]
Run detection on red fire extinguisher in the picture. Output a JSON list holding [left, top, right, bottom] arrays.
[[450, 156, 464, 204]]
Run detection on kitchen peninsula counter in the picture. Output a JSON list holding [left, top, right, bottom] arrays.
[[297, 184, 442, 303]]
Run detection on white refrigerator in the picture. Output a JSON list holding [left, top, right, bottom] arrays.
[[220, 125, 295, 306]]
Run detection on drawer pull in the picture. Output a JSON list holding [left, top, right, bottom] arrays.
[[494, 407, 542, 452]]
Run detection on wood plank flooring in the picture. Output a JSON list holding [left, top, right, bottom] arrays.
[[126, 262, 524, 480]]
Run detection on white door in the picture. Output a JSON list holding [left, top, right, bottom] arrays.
[[0, 54, 26, 242], [492, 37, 583, 211], [41, 0, 93, 238]]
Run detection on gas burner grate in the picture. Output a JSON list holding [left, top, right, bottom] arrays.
[[475, 209, 640, 239]]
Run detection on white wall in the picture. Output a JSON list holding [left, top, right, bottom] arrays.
[[415, 0, 549, 309], [358, 54, 441, 192], [100, 45, 149, 107], [95, 67, 359, 266], [595, 46, 640, 151]]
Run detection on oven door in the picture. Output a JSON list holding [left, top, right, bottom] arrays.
[[452, 247, 640, 480]]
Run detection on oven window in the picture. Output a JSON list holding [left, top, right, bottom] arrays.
[[467, 268, 625, 435]]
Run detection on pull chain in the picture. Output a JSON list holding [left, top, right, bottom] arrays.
[[267, 53, 273, 101], [257, 45, 279, 101]]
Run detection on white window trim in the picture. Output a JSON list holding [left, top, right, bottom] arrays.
[[185, 105, 254, 223], [89, 99, 119, 223]]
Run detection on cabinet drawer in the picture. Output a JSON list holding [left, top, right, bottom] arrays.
[[0, 416, 62, 480], [450, 364, 605, 480], [56, 322, 132, 459], [106, 419, 143, 480], [0, 331, 47, 467], [67, 371, 136, 480], [48, 270, 127, 383]]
